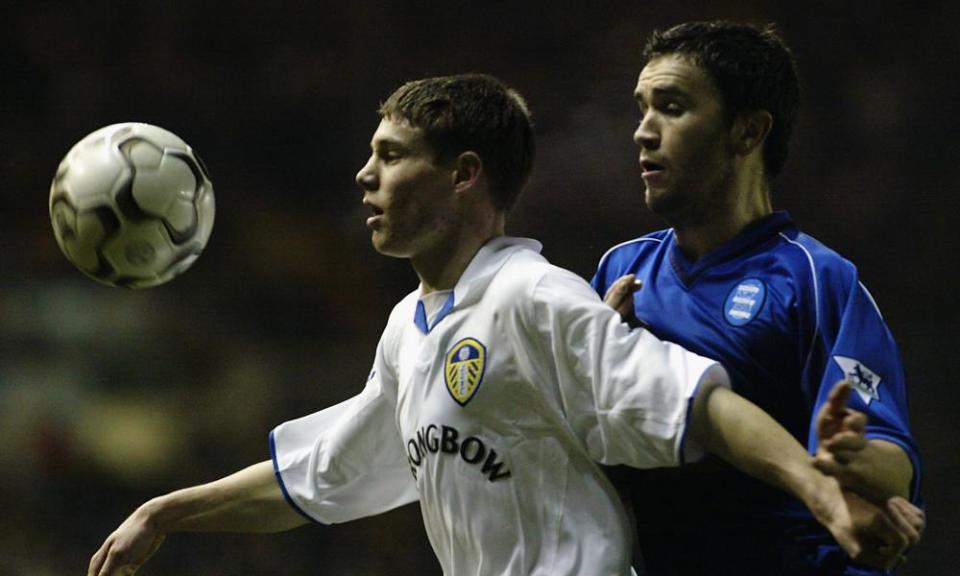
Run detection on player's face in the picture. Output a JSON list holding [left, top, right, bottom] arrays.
[[356, 118, 458, 259], [633, 55, 736, 226]]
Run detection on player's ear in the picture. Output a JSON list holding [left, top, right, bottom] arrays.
[[733, 110, 773, 156], [452, 151, 483, 193]]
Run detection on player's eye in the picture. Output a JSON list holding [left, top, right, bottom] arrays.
[[377, 149, 402, 163], [662, 101, 683, 116], [384, 153, 401, 164]]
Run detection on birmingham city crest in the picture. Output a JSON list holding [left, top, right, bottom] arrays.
[[445, 338, 487, 406], [724, 278, 767, 326]]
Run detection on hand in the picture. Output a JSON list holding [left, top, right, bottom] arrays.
[[884, 495, 925, 549], [841, 491, 924, 569], [816, 380, 864, 445], [814, 381, 870, 490], [808, 478, 910, 569], [816, 379, 916, 505], [88, 505, 166, 576], [603, 274, 642, 326]]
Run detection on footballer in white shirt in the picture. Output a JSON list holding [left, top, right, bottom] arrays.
[[88, 74, 921, 576]]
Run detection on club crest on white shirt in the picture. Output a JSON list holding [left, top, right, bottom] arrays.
[[832, 355, 881, 404], [445, 338, 487, 406]]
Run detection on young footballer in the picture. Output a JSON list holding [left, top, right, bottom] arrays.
[[593, 21, 923, 575], [89, 74, 919, 576]]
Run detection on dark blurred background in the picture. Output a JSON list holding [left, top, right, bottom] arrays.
[[1, 1, 957, 574]]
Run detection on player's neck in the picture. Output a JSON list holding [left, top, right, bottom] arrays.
[[673, 180, 772, 261], [413, 214, 505, 295]]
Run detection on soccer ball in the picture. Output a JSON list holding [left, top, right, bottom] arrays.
[[49, 122, 215, 288]]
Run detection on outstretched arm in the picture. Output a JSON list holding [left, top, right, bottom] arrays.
[[815, 380, 914, 501], [88, 460, 307, 576], [689, 382, 918, 570]]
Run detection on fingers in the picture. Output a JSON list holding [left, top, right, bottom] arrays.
[[95, 547, 139, 576], [814, 402, 835, 440], [812, 453, 858, 487], [817, 380, 851, 440], [818, 418, 868, 473], [815, 448, 872, 502], [813, 454, 842, 477], [89, 535, 126, 576], [818, 388, 868, 446], [838, 491, 919, 570], [887, 496, 925, 545], [816, 403, 867, 478], [90, 542, 118, 576], [603, 274, 642, 316], [840, 410, 867, 434], [855, 498, 924, 570], [88, 541, 108, 576], [827, 380, 852, 415], [823, 430, 868, 456], [88, 533, 162, 576], [860, 513, 908, 570], [602, 275, 632, 305]]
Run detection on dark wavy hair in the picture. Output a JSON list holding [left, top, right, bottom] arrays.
[[644, 21, 800, 179]]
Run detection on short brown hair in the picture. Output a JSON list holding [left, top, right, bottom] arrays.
[[379, 73, 535, 211]]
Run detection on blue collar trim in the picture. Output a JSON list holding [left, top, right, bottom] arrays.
[[414, 291, 456, 334], [668, 210, 795, 286]]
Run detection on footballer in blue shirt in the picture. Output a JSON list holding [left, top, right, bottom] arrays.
[[592, 21, 923, 576]]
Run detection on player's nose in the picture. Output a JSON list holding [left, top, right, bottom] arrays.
[[356, 156, 378, 191], [634, 115, 660, 150]]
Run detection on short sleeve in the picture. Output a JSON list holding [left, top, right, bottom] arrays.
[[531, 267, 729, 469], [270, 337, 419, 524], [808, 276, 921, 501]]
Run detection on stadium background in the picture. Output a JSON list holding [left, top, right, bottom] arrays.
[[1, 1, 957, 574]]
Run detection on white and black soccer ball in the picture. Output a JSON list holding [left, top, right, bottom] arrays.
[[49, 122, 215, 288]]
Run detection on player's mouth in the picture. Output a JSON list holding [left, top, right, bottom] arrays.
[[366, 204, 385, 229], [640, 158, 668, 185]]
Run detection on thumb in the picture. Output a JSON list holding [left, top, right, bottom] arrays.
[[603, 275, 641, 312], [818, 380, 851, 439], [827, 380, 852, 415]]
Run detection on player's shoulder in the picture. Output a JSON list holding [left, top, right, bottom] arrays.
[[773, 228, 859, 287], [492, 245, 556, 294], [492, 246, 594, 308], [595, 229, 671, 271]]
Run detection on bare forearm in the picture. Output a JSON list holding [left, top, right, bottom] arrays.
[[88, 461, 308, 575], [690, 384, 824, 505], [143, 461, 307, 535], [687, 384, 923, 569]]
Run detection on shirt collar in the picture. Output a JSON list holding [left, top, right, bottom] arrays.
[[412, 236, 542, 334], [668, 210, 795, 285], [414, 291, 455, 334]]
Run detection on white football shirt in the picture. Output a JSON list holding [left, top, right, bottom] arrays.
[[271, 237, 729, 576]]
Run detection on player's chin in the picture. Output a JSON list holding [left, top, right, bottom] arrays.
[[370, 233, 390, 254], [644, 187, 683, 220], [643, 186, 669, 213], [370, 233, 406, 258]]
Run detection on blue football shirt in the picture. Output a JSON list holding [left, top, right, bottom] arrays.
[[591, 211, 920, 575]]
